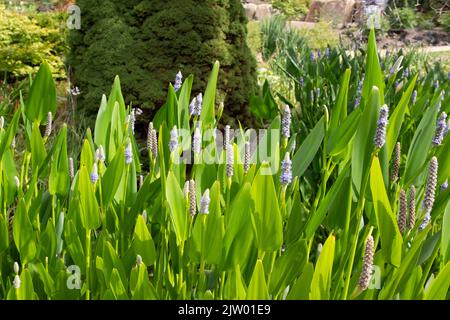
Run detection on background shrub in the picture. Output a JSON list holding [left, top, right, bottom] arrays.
[[0, 4, 68, 79], [68, 0, 257, 127]]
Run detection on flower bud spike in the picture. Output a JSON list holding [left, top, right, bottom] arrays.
[[391, 142, 401, 183], [244, 141, 251, 174], [423, 157, 438, 213], [125, 142, 133, 165], [398, 189, 407, 233], [44, 112, 53, 138], [358, 235, 374, 291], [189, 179, 196, 217], [374, 105, 389, 149], [280, 152, 292, 186], [408, 186, 416, 230], [69, 157, 74, 180], [200, 189, 210, 214], [432, 112, 447, 146]]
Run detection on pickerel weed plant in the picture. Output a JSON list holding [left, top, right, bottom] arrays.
[[0, 29, 449, 301]]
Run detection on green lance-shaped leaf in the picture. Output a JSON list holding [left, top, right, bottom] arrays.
[[379, 227, 428, 299], [133, 215, 156, 267], [442, 201, 450, 264], [25, 62, 56, 124], [437, 134, 450, 186], [251, 162, 283, 252], [94, 94, 108, 148], [107, 76, 126, 127], [166, 172, 188, 246], [31, 121, 47, 173], [49, 124, 70, 196], [0, 214, 9, 253], [309, 234, 335, 300], [78, 165, 101, 230], [7, 269, 36, 300], [329, 68, 351, 132], [64, 219, 85, 273], [223, 265, 247, 299], [200, 61, 220, 130], [101, 241, 128, 288], [202, 181, 224, 265], [292, 117, 324, 178], [424, 261, 450, 300], [223, 183, 254, 270], [362, 29, 384, 105], [246, 260, 269, 300], [107, 102, 125, 163], [327, 108, 361, 158], [101, 145, 125, 207], [109, 268, 128, 300], [13, 199, 37, 263], [386, 74, 418, 159], [370, 156, 402, 266], [80, 139, 94, 171], [269, 239, 308, 296], [0, 109, 20, 160], [177, 74, 193, 131], [304, 164, 350, 238], [352, 86, 381, 194], [403, 99, 440, 185]]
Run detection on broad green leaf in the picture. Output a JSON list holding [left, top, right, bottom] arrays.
[[107, 76, 126, 126], [203, 181, 223, 265], [292, 117, 324, 177], [0, 214, 9, 253], [49, 124, 70, 196], [101, 146, 125, 207], [0, 109, 20, 161], [200, 61, 219, 129], [403, 101, 440, 185], [12, 199, 37, 263], [370, 156, 402, 266], [109, 268, 128, 300], [442, 201, 450, 264], [424, 261, 450, 300], [223, 265, 247, 300], [304, 164, 350, 238], [80, 139, 94, 171], [31, 121, 47, 173], [310, 234, 335, 300], [287, 263, 314, 300], [246, 260, 269, 300], [269, 240, 308, 296], [64, 219, 85, 273], [329, 68, 351, 131], [223, 183, 255, 270], [327, 108, 361, 157], [166, 172, 188, 246], [386, 74, 418, 159], [94, 94, 109, 148], [177, 74, 193, 131], [362, 29, 384, 105], [251, 162, 283, 252], [25, 62, 56, 123], [78, 165, 101, 230], [352, 86, 380, 194], [133, 215, 156, 266], [436, 134, 450, 185]]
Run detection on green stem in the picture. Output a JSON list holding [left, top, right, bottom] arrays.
[[342, 152, 375, 300], [85, 229, 91, 300]]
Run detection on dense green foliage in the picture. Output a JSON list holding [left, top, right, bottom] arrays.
[[0, 30, 450, 300], [68, 0, 257, 126], [271, 0, 310, 20], [0, 5, 68, 79]]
